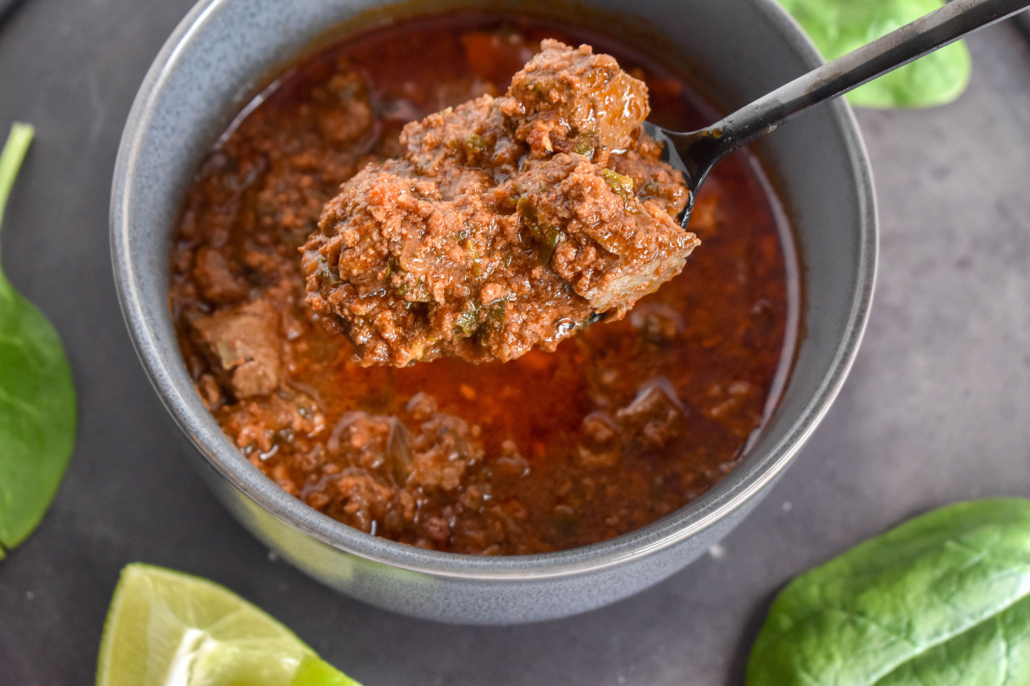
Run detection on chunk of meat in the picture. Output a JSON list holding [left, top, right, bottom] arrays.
[[397, 95, 523, 185], [407, 413, 482, 492], [615, 378, 687, 450], [312, 71, 375, 145], [190, 301, 281, 398], [221, 389, 326, 457], [503, 39, 650, 162], [512, 154, 698, 314], [193, 246, 248, 304], [296, 402, 485, 538], [575, 378, 687, 468], [303, 40, 694, 367]]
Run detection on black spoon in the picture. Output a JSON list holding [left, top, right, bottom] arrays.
[[647, 0, 1030, 229]]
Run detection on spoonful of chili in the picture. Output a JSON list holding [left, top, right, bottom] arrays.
[[303, 0, 1028, 368]]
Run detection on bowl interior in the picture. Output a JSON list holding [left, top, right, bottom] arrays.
[[112, 0, 875, 577]]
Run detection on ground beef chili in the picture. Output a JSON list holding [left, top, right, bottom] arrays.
[[303, 40, 697, 367], [170, 14, 797, 555]]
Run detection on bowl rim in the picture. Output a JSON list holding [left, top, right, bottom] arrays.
[[111, 0, 877, 582]]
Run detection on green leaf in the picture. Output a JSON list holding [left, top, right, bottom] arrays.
[[747, 499, 1030, 685], [777, 0, 972, 108], [0, 123, 77, 555]]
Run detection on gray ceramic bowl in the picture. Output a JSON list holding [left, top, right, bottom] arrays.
[[111, 0, 876, 624]]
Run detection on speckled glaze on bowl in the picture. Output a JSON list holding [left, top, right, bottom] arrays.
[[111, 0, 876, 624]]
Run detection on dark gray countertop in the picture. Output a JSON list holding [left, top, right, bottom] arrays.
[[1, 2, 1029, 684]]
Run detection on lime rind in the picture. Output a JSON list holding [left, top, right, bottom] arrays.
[[291, 656, 362, 686]]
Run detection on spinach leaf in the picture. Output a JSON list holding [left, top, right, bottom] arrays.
[[747, 499, 1030, 685], [0, 123, 76, 559], [777, 0, 972, 108]]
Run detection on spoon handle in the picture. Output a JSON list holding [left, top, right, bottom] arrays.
[[678, 0, 1030, 182]]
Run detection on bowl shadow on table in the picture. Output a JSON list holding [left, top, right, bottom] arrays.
[[727, 586, 782, 684]]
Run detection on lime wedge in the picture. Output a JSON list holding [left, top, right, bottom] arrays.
[[291, 656, 361, 686], [96, 563, 360, 686]]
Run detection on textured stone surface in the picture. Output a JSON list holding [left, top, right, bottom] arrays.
[[0, 1, 1028, 683]]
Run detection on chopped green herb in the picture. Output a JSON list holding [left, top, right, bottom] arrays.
[[454, 303, 480, 338], [571, 134, 598, 161], [311, 254, 341, 287], [462, 133, 490, 156], [601, 169, 634, 202], [535, 227, 565, 265], [395, 277, 431, 302], [462, 239, 484, 278], [517, 197, 565, 265], [476, 304, 507, 346]]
